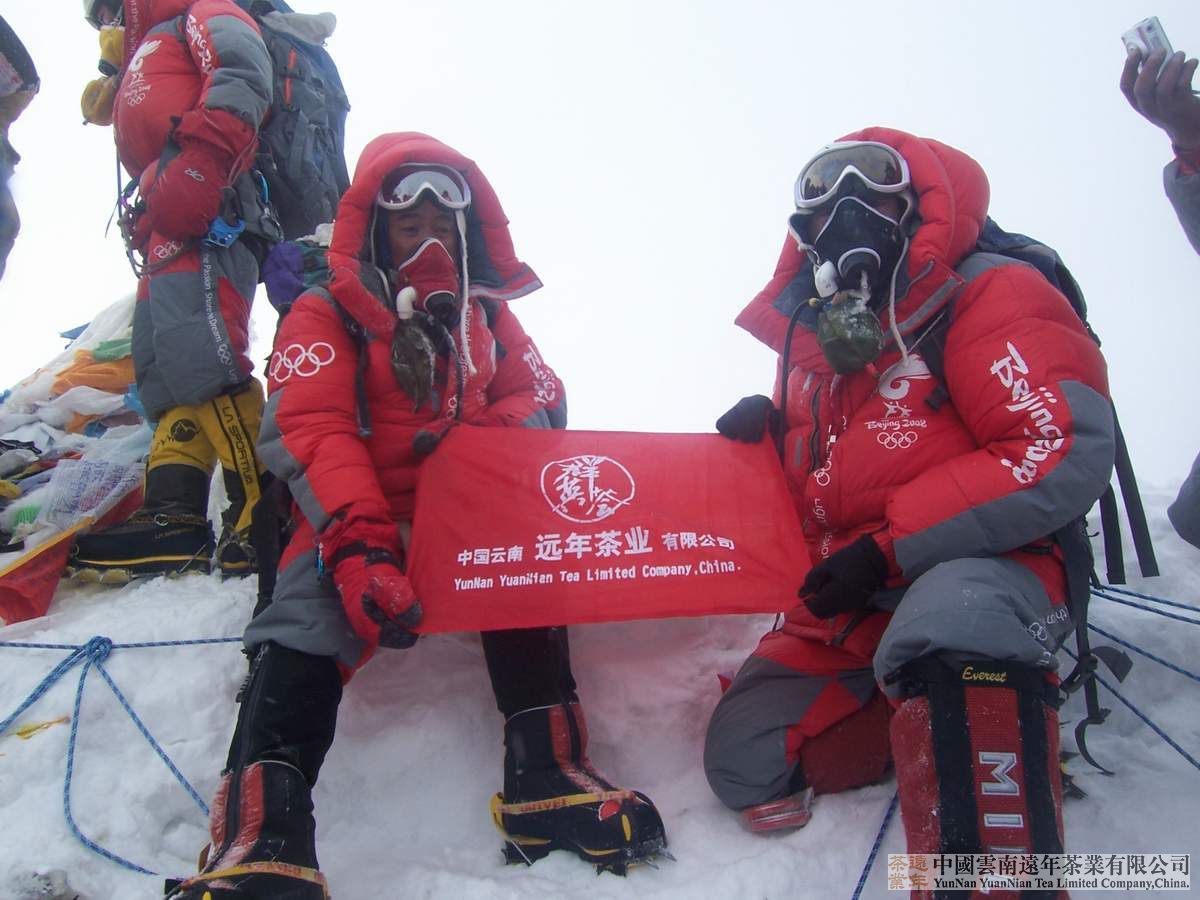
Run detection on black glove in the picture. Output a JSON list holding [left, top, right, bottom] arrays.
[[716, 394, 780, 443], [800, 534, 889, 619]]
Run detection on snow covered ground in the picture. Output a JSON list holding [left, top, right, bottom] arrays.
[[0, 483, 1198, 900]]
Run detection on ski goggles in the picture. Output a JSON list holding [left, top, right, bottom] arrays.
[[793, 142, 910, 212], [377, 166, 472, 212], [85, 0, 124, 29]]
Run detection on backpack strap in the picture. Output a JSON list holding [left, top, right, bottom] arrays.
[[309, 287, 372, 439], [907, 251, 1035, 412], [940, 249, 1138, 772]]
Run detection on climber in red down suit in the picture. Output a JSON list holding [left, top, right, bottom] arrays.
[[705, 127, 1114, 881], [169, 132, 667, 899]]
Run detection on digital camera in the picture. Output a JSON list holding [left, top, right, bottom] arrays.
[[1122, 17, 1174, 75]]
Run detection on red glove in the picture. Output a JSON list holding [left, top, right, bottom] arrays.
[[395, 238, 461, 326], [141, 145, 228, 240], [329, 545, 423, 649]]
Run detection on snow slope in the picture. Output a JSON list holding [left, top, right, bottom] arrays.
[[0, 484, 1198, 900]]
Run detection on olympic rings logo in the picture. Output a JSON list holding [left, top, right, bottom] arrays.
[[876, 431, 918, 450], [152, 240, 182, 259], [269, 342, 336, 382]]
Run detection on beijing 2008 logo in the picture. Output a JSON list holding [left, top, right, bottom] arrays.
[[540, 455, 635, 524]]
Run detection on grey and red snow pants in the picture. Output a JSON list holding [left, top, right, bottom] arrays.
[[132, 239, 258, 420], [705, 556, 1072, 866]]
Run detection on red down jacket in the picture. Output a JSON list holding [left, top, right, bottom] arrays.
[[736, 127, 1115, 651], [258, 132, 566, 566], [111, 0, 268, 254]]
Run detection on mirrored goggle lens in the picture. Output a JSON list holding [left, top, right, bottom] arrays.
[[795, 145, 906, 208], [378, 168, 471, 211], [88, 2, 123, 29]]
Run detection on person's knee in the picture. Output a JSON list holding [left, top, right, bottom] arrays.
[[704, 688, 796, 811], [874, 557, 1060, 696]]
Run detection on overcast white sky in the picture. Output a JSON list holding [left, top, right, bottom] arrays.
[[2, 1, 1199, 486]]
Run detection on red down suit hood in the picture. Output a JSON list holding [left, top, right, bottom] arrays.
[[325, 131, 541, 335], [737, 127, 990, 371], [258, 132, 566, 545]]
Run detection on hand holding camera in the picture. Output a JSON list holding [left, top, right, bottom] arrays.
[[1120, 17, 1200, 150]]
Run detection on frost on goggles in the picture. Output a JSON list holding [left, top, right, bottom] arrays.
[[377, 166, 471, 211], [793, 142, 909, 211]]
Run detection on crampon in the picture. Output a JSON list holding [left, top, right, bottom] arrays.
[[490, 789, 671, 875]]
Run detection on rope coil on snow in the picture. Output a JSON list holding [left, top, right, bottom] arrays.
[[0, 634, 241, 875]]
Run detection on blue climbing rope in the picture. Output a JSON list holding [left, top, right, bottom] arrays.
[[1093, 667, 1200, 772], [1064, 648, 1200, 774], [1090, 588, 1200, 627], [0, 637, 243, 651], [851, 791, 899, 900], [1088, 623, 1200, 686], [0, 634, 242, 876], [1095, 583, 1200, 614]]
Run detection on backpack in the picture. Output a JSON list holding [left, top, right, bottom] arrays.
[[234, 0, 351, 240], [912, 217, 1153, 773], [260, 229, 336, 316]]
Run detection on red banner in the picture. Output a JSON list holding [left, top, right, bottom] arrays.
[[408, 426, 809, 632]]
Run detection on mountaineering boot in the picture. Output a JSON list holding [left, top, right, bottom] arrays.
[[213, 461, 261, 578], [739, 690, 893, 833], [194, 382, 266, 577], [70, 462, 213, 581], [166, 761, 327, 899], [890, 657, 1065, 899], [491, 702, 669, 874], [167, 643, 341, 899]]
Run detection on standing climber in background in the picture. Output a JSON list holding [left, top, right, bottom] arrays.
[[0, 15, 39, 282], [71, 0, 276, 579]]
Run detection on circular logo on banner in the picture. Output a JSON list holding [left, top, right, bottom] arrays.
[[540, 455, 636, 524]]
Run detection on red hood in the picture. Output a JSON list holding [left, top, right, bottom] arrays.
[[325, 132, 543, 336], [736, 127, 990, 370]]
